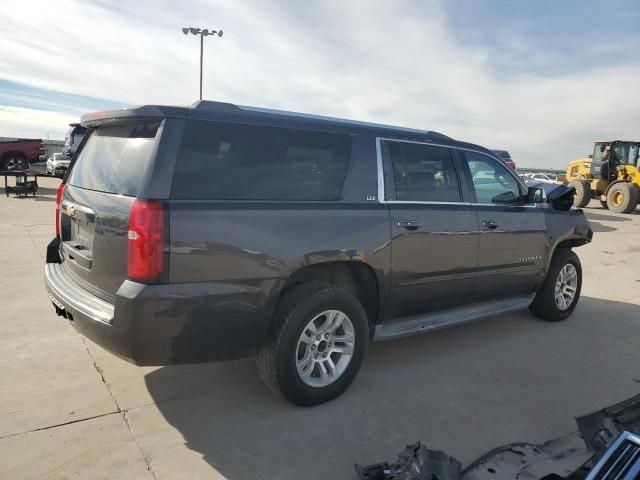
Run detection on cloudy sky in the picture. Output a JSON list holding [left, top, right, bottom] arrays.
[[0, 0, 638, 168]]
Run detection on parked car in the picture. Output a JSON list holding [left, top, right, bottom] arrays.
[[521, 172, 558, 184], [45, 101, 592, 406], [45, 124, 87, 177], [0, 138, 44, 170], [491, 149, 516, 169], [46, 152, 72, 177]]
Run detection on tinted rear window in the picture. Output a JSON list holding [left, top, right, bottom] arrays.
[[68, 122, 159, 196], [171, 120, 351, 200]]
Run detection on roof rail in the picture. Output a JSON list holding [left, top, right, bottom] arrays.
[[191, 100, 451, 139]]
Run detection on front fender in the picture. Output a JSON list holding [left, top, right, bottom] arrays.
[[544, 209, 593, 273]]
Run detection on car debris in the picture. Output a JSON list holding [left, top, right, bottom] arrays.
[[355, 443, 462, 480], [356, 394, 640, 480]]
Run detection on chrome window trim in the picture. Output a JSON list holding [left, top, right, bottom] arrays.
[[375, 136, 529, 206]]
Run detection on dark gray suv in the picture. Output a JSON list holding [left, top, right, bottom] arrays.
[[45, 101, 592, 406]]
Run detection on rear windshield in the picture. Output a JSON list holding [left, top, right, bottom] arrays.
[[68, 122, 159, 196], [171, 120, 351, 200]]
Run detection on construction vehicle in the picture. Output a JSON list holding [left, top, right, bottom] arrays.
[[565, 140, 640, 213]]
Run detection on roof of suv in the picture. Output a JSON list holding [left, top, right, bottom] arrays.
[[81, 100, 496, 156]]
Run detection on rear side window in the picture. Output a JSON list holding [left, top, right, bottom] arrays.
[[68, 122, 159, 196], [171, 121, 351, 200], [381, 140, 461, 202]]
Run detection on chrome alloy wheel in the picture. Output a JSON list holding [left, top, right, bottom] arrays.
[[295, 310, 355, 388], [555, 264, 578, 310]]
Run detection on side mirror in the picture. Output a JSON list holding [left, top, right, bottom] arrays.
[[527, 186, 544, 203]]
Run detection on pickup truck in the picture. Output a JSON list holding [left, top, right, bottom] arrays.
[[0, 138, 44, 170]]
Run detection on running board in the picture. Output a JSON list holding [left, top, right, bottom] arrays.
[[373, 295, 534, 341]]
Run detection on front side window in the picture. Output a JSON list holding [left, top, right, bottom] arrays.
[[171, 121, 351, 200], [381, 140, 461, 202], [464, 151, 522, 204]]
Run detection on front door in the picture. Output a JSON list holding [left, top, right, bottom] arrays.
[[380, 139, 479, 319], [460, 150, 546, 300]]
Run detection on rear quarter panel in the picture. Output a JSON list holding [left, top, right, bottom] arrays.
[[169, 203, 390, 285]]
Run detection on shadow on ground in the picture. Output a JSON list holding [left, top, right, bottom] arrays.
[[34, 186, 59, 196], [1, 186, 58, 201], [144, 296, 640, 480], [587, 221, 616, 233], [585, 211, 633, 222]]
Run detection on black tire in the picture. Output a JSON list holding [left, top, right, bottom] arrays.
[[599, 199, 608, 209], [1, 154, 28, 171], [529, 249, 582, 322], [606, 182, 639, 213], [568, 180, 592, 208], [257, 282, 369, 406]]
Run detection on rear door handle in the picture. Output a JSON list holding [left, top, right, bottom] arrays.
[[397, 219, 423, 230], [482, 220, 499, 230]]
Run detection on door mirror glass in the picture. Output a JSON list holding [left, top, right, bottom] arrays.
[[527, 186, 544, 203]]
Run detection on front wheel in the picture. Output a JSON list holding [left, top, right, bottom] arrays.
[[257, 282, 368, 406], [529, 249, 582, 322], [606, 182, 639, 213], [569, 180, 592, 208]]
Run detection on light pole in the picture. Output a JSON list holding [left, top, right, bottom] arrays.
[[182, 27, 223, 100]]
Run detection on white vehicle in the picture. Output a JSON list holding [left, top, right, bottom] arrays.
[[522, 173, 557, 184], [46, 152, 71, 177]]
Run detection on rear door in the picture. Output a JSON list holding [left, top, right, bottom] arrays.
[[381, 139, 479, 319], [459, 150, 546, 300], [60, 121, 161, 300]]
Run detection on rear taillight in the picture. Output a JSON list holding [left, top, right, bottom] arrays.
[[55, 183, 65, 237], [127, 200, 165, 282]]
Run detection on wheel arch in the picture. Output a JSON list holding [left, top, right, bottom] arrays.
[[545, 234, 588, 274], [604, 179, 631, 196], [1, 151, 27, 161], [267, 260, 382, 335]]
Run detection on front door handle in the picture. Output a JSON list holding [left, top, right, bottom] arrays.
[[482, 220, 499, 230], [398, 219, 423, 230]]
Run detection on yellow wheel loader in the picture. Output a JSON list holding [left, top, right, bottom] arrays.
[[564, 140, 640, 213]]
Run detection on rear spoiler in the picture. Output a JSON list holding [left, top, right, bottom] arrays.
[[81, 105, 189, 128]]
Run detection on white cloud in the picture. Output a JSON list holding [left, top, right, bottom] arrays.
[[0, 0, 638, 167], [0, 106, 78, 139]]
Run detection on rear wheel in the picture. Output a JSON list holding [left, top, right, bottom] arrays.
[[606, 182, 639, 213], [568, 180, 591, 208], [530, 249, 582, 322], [1, 154, 28, 171], [257, 282, 368, 406]]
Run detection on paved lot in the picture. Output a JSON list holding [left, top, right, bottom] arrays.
[[1, 176, 639, 480]]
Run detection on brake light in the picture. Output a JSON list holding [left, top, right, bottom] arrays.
[[55, 183, 65, 237], [127, 200, 164, 282]]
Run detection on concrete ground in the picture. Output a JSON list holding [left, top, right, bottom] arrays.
[[1, 176, 639, 480]]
